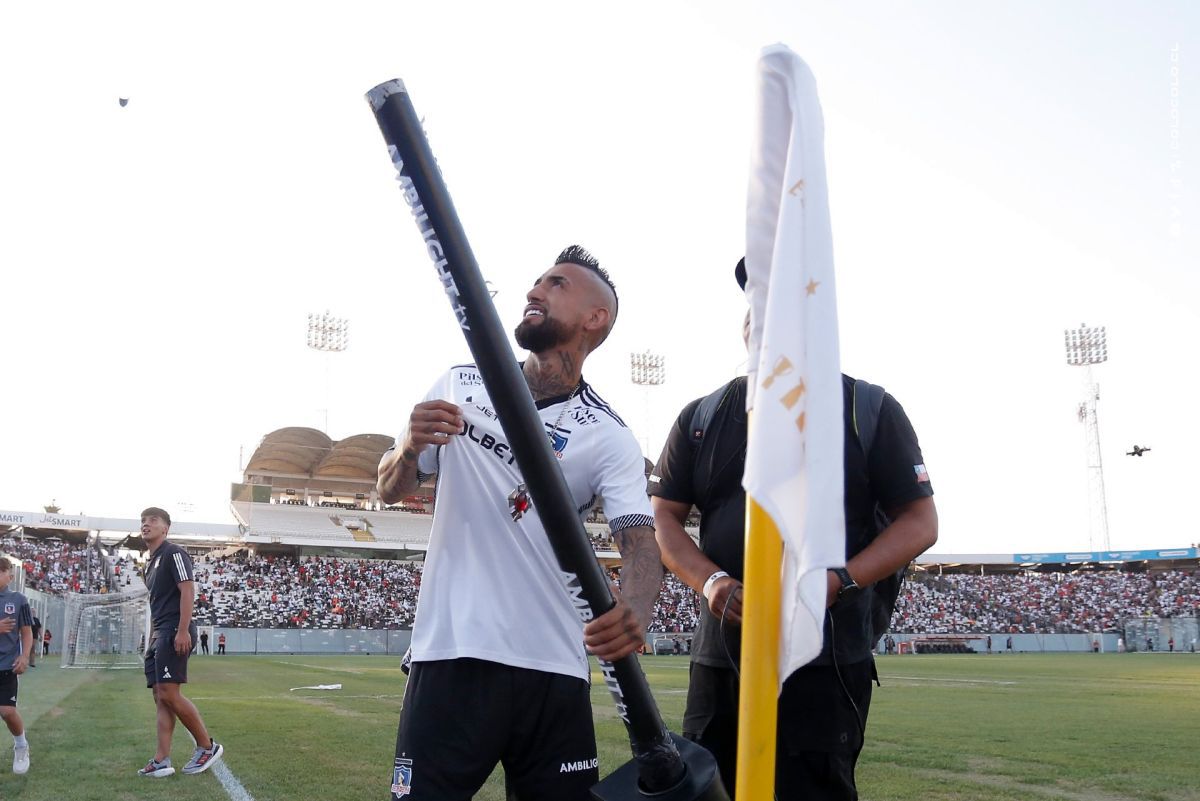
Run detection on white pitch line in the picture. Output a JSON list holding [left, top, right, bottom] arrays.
[[273, 661, 370, 674], [882, 675, 1018, 686], [189, 693, 406, 701], [213, 760, 256, 801]]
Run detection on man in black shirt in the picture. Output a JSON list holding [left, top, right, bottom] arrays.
[[649, 262, 938, 800], [29, 616, 40, 668], [137, 507, 224, 778]]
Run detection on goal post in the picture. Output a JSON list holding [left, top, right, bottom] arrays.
[[61, 589, 149, 669]]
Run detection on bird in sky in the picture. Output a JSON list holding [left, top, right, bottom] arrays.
[[1126, 445, 1151, 457]]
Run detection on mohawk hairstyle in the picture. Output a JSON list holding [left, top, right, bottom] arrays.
[[556, 245, 618, 320]]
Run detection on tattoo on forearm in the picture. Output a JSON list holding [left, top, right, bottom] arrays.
[[613, 526, 664, 628]]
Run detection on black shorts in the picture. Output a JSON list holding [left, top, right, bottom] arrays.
[[393, 658, 597, 801], [0, 670, 17, 707], [683, 658, 874, 801], [144, 624, 197, 688]]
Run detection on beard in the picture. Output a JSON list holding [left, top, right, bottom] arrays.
[[514, 314, 572, 353]]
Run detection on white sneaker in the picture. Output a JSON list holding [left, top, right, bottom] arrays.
[[13, 744, 29, 775], [137, 757, 174, 778]]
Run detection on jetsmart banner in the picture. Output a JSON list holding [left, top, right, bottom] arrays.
[[1013, 548, 1198, 564], [0, 510, 90, 530]]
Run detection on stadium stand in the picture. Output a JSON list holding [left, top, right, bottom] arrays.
[[187, 547, 1198, 637], [193, 553, 422, 629], [892, 570, 1200, 634], [0, 534, 106, 595]]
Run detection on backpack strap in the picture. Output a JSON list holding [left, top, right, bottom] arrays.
[[688, 378, 744, 497], [852, 378, 887, 457], [853, 378, 908, 643], [689, 378, 742, 447]]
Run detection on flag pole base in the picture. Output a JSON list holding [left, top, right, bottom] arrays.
[[590, 733, 729, 801]]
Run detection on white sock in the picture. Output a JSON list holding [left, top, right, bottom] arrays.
[[14, 734, 27, 748]]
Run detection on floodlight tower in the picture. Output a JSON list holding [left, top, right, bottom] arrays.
[[630, 350, 666, 457], [307, 311, 349, 434], [1064, 323, 1109, 553]]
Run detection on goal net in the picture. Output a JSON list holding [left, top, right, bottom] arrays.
[[61, 590, 149, 669]]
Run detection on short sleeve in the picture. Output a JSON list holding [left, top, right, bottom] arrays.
[[594, 428, 654, 533], [648, 399, 702, 505], [169, 549, 195, 583], [17, 599, 32, 628], [868, 393, 935, 512]]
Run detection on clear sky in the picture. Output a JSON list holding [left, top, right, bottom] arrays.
[[2, 1, 1195, 555]]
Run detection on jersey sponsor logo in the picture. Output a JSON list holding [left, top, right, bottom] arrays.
[[460, 423, 516, 465], [3, 604, 13, 615], [570, 408, 599, 426], [457, 370, 483, 386], [913, 464, 930, 483], [391, 757, 413, 797], [559, 757, 598, 773], [472, 403, 499, 421]]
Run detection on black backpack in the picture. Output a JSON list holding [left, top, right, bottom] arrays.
[[688, 376, 904, 642]]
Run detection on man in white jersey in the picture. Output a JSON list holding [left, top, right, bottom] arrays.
[[378, 245, 663, 801]]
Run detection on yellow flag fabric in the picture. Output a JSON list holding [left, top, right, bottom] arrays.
[[742, 45, 845, 685]]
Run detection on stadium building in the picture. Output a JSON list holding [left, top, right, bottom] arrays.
[[2, 426, 1197, 665]]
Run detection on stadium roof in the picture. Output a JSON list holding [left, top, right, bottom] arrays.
[[245, 428, 396, 481]]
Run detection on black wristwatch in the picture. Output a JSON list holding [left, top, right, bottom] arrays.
[[830, 567, 861, 602]]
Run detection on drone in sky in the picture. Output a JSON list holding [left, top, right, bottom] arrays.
[[1126, 445, 1151, 457]]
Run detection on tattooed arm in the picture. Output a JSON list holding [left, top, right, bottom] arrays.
[[378, 400, 462, 504], [583, 525, 663, 662], [611, 525, 663, 631]]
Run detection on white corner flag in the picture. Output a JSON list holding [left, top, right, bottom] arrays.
[[742, 45, 845, 684]]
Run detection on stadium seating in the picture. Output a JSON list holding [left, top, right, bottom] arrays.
[[194, 553, 422, 629], [0, 535, 104, 595], [188, 545, 1198, 636], [892, 570, 1200, 634], [232, 502, 435, 547]]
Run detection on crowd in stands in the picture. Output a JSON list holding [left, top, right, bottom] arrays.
[[650, 572, 701, 633], [189, 551, 1199, 635], [0, 535, 104, 595], [193, 553, 422, 629], [891, 570, 1200, 634], [589, 532, 615, 551], [192, 552, 701, 632], [14, 526, 1183, 636], [273, 496, 433, 514]]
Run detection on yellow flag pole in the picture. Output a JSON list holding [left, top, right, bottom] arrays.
[[735, 435, 784, 801]]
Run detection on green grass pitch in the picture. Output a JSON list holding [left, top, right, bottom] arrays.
[[5, 653, 1197, 800]]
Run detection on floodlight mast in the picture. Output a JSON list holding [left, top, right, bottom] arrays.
[[307, 311, 349, 434], [630, 351, 666, 457], [1064, 323, 1109, 552]]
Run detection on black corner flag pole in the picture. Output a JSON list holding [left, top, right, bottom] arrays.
[[366, 79, 727, 801]]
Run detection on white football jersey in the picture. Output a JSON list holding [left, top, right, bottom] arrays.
[[393, 365, 652, 681]]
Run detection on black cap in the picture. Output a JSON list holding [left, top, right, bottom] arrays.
[[735, 258, 747, 290]]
